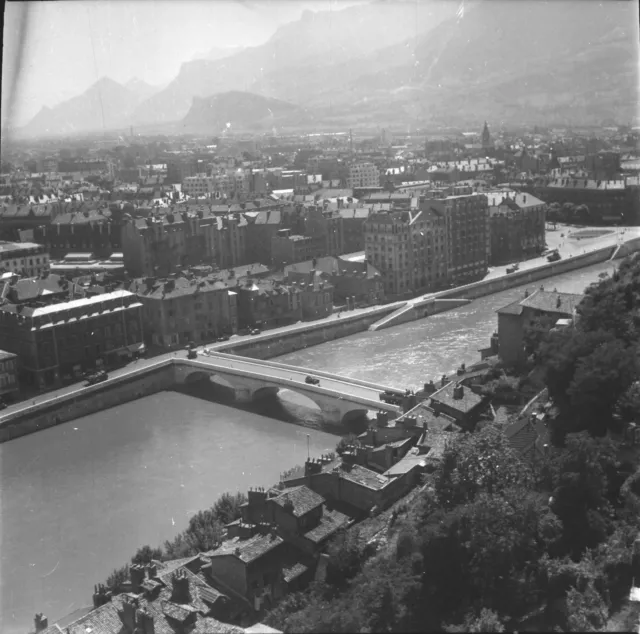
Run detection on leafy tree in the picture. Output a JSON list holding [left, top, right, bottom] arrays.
[[336, 433, 361, 455], [614, 380, 640, 425], [523, 314, 558, 359], [131, 545, 163, 565], [212, 491, 247, 526], [567, 339, 638, 436], [565, 581, 608, 632], [105, 565, 129, 590], [465, 609, 506, 632], [434, 424, 533, 508], [325, 528, 366, 591]]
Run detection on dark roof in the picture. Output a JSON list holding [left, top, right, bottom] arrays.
[[430, 381, 485, 414], [303, 508, 349, 543], [271, 485, 325, 517], [210, 533, 284, 564]]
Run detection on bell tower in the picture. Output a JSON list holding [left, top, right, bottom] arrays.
[[481, 121, 492, 149]]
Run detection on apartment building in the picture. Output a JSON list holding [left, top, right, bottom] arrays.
[[347, 162, 380, 189], [271, 230, 326, 267], [0, 290, 143, 389], [182, 174, 213, 198], [364, 208, 448, 297], [487, 191, 546, 265], [129, 273, 238, 348], [304, 206, 344, 256], [428, 194, 490, 284], [0, 350, 18, 401], [122, 212, 247, 278], [0, 242, 49, 277]]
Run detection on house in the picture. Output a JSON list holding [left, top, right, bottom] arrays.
[[496, 288, 584, 368], [428, 380, 491, 430], [504, 413, 549, 463], [31, 561, 252, 634]]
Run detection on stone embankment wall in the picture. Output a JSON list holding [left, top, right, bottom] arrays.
[[215, 304, 398, 360], [0, 361, 175, 443], [434, 245, 618, 302]]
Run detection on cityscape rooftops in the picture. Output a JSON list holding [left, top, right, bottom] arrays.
[[210, 532, 284, 563], [271, 485, 324, 517], [497, 289, 584, 317]]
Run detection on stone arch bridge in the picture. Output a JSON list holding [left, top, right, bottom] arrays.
[[174, 353, 402, 426]]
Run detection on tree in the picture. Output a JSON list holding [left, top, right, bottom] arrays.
[[465, 609, 506, 632], [565, 582, 608, 632], [434, 424, 533, 509], [131, 545, 163, 565], [567, 339, 638, 436], [212, 491, 247, 525], [523, 314, 558, 359]]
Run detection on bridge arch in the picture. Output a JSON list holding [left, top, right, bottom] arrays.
[[251, 385, 324, 413]]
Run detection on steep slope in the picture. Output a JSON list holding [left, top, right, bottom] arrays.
[[191, 45, 246, 62], [21, 77, 141, 138], [124, 77, 164, 103], [180, 91, 311, 133], [131, 0, 458, 125], [321, 0, 639, 126]]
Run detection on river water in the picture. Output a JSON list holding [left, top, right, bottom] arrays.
[[0, 260, 614, 633]]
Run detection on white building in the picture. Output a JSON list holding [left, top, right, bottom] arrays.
[[0, 242, 50, 277], [347, 162, 380, 189]]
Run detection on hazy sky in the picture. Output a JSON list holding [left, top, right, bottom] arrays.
[[1, 0, 366, 128]]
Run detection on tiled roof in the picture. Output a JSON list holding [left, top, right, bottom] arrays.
[[519, 289, 583, 315], [303, 508, 349, 543], [335, 463, 390, 490], [384, 449, 427, 477], [271, 486, 325, 517], [282, 562, 308, 583], [211, 532, 284, 563], [430, 381, 485, 414]]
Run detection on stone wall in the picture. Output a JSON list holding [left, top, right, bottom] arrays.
[[434, 245, 617, 302], [216, 305, 398, 360], [0, 361, 175, 443]]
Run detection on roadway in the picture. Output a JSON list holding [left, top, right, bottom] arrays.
[[183, 352, 398, 402]]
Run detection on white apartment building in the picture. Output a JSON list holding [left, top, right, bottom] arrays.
[[182, 170, 250, 198], [0, 242, 50, 277], [347, 162, 380, 189]]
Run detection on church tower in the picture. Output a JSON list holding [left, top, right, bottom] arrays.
[[481, 121, 492, 149]]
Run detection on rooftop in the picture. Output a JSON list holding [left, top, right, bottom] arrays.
[[497, 289, 584, 317], [430, 381, 485, 414], [271, 485, 325, 517], [210, 532, 284, 564]]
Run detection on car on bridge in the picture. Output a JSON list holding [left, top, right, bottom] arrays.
[[305, 376, 320, 385], [379, 390, 404, 405], [187, 348, 198, 359], [250, 328, 261, 336], [85, 371, 108, 386], [217, 334, 231, 342]]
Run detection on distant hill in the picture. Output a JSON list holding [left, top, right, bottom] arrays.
[[190, 45, 246, 62], [124, 77, 164, 103], [19, 0, 639, 138], [180, 91, 311, 134], [21, 77, 150, 138], [131, 0, 458, 126]]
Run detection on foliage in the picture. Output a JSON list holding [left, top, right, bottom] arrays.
[[523, 314, 558, 359], [336, 433, 361, 455], [131, 545, 163, 565], [565, 581, 609, 632], [434, 423, 533, 508], [105, 565, 129, 590]]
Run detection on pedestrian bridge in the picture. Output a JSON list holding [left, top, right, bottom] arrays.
[[174, 351, 403, 425]]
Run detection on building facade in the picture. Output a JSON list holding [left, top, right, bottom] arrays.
[[0, 242, 49, 277], [428, 194, 490, 284], [0, 350, 19, 401], [347, 163, 380, 189], [488, 192, 546, 264], [0, 290, 143, 389], [129, 274, 238, 348], [364, 207, 448, 298]]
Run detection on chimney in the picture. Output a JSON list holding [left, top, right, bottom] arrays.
[[440, 374, 448, 388], [146, 563, 158, 579], [452, 383, 464, 400], [118, 596, 138, 633], [376, 411, 389, 427], [130, 564, 145, 593], [34, 614, 48, 633], [170, 569, 191, 605], [137, 608, 155, 634], [282, 494, 295, 516], [304, 458, 322, 476], [93, 583, 113, 608]]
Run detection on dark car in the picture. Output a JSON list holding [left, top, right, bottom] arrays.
[[250, 328, 261, 336], [217, 334, 230, 342], [0, 401, 7, 411], [379, 390, 403, 405], [85, 371, 108, 386], [187, 349, 198, 359], [547, 250, 561, 262], [305, 376, 320, 385]]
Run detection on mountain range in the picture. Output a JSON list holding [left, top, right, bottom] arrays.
[[19, 0, 639, 138]]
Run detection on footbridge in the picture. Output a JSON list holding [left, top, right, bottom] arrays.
[[174, 353, 403, 425]]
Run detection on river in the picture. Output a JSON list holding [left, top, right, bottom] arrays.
[[0, 260, 614, 634]]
